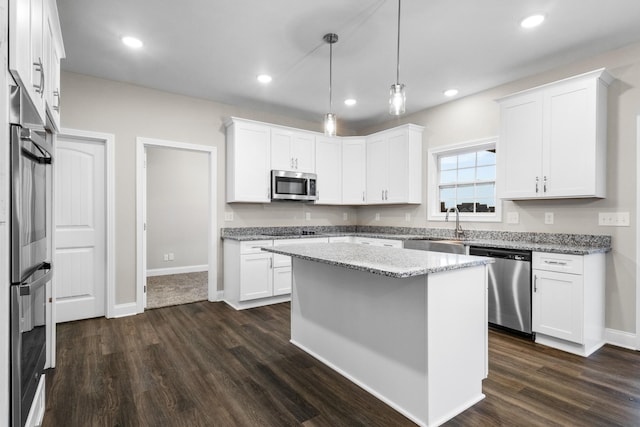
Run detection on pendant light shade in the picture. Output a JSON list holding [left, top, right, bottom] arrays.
[[324, 113, 336, 137], [389, 0, 406, 116], [323, 33, 338, 136]]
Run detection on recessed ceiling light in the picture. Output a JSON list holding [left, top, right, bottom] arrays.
[[257, 74, 272, 84], [344, 99, 357, 106], [121, 36, 143, 49], [520, 14, 545, 29], [444, 89, 459, 97]]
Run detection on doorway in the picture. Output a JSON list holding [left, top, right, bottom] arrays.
[[136, 137, 217, 313]]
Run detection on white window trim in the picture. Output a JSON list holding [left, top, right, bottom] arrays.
[[427, 136, 502, 223]]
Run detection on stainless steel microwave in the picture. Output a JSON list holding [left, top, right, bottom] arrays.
[[271, 170, 317, 201]]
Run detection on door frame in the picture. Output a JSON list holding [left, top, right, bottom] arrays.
[[636, 115, 640, 351], [135, 137, 217, 313]]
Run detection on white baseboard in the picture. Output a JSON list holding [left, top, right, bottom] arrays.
[[210, 290, 225, 302], [147, 264, 208, 277], [110, 302, 138, 318], [605, 328, 638, 350]]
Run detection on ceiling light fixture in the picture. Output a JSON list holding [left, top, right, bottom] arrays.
[[121, 36, 143, 49], [344, 98, 357, 106], [389, 0, 405, 116], [323, 33, 339, 137], [257, 74, 272, 84], [520, 14, 545, 29], [444, 89, 459, 97]]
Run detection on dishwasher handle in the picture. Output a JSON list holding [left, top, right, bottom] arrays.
[[469, 246, 532, 261]]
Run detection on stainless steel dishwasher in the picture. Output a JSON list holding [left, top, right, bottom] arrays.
[[469, 246, 533, 336]]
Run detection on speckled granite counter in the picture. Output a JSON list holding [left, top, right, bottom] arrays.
[[221, 226, 611, 255], [262, 242, 493, 278]]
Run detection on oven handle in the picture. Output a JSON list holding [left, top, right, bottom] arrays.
[[21, 146, 52, 165], [19, 268, 52, 296]]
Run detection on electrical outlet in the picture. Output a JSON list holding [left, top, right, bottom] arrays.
[[305, 212, 311, 221], [343, 212, 348, 221], [163, 254, 169, 261], [168, 253, 175, 261], [598, 212, 630, 226], [405, 213, 411, 222], [375, 213, 380, 221], [506, 212, 519, 224], [224, 211, 234, 221], [544, 212, 554, 225]]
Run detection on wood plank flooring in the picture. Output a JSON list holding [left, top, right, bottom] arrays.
[[43, 301, 640, 427]]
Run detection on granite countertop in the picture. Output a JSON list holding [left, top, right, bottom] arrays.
[[222, 230, 610, 255], [261, 242, 494, 278]]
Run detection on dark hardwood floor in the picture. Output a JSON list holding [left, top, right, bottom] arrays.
[[43, 301, 640, 427]]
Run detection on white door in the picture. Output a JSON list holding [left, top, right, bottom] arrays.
[[55, 136, 106, 322]]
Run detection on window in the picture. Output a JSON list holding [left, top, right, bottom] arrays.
[[428, 137, 501, 222]]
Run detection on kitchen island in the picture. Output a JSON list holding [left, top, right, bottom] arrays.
[[261, 242, 493, 427]]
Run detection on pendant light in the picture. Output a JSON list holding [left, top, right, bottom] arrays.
[[389, 0, 405, 116], [323, 33, 338, 136]]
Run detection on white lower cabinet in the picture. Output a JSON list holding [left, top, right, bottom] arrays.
[[224, 240, 284, 310], [532, 251, 605, 356], [224, 237, 328, 309], [352, 237, 403, 248]]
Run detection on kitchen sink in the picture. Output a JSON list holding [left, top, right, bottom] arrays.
[[403, 239, 467, 255]]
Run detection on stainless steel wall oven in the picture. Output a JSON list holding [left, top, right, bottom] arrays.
[[9, 86, 53, 427]]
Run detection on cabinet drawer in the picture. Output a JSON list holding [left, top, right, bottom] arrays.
[[240, 240, 272, 254], [533, 252, 583, 274]]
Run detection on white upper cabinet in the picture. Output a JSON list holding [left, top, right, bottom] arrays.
[[499, 69, 612, 200], [315, 136, 342, 204], [10, 0, 46, 122], [366, 124, 423, 204], [342, 137, 366, 205], [42, 0, 64, 131], [271, 128, 315, 173], [226, 118, 271, 203]]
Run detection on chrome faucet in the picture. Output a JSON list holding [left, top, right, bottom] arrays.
[[445, 207, 464, 239]]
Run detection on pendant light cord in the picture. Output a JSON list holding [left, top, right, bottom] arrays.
[[329, 41, 333, 113], [396, 0, 401, 84]]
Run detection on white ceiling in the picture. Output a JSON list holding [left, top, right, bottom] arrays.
[[57, 0, 640, 130]]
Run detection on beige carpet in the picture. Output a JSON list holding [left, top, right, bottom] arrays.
[[146, 271, 208, 309]]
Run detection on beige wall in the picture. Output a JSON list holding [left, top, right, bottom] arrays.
[[60, 71, 357, 304], [359, 42, 640, 334], [61, 40, 639, 333], [146, 146, 209, 270]]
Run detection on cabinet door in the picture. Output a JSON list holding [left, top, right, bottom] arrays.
[[499, 92, 544, 199], [273, 267, 292, 296], [43, 0, 63, 130], [342, 138, 366, 204], [366, 136, 388, 203], [532, 269, 584, 344], [240, 253, 273, 301], [227, 121, 271, 202], [9, 0, 46, 122], [271, 129, 293, 170], [292, 132, 315, 173], [315, 136, 342, 204], [543, 79, 597, 197], [386, 130, 409, 203]]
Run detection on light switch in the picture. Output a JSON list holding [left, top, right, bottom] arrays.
[[544, 212, 554, 225], [305, 212, 311, 221], [375, 213, 380, 221], [405, 213, 411, 222], [343, 212, 348, 221], [224, 211, 234, 221], [599, 212, 630, 226]]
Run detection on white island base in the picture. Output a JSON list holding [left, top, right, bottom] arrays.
[[290, 258, 488, 427]]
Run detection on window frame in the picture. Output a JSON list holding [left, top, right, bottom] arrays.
[[427, 137, 501, 223]]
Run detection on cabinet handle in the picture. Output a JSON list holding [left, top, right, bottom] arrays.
[[535, 176, 539, 193], [545, 260, 567, 266], [269, 257, 273, 268], [362, 191, 365, 202], [290, 158, 294, 168], [534, 275, 537, 292], [295, 158, 298, 169], [381, 190, 384, 200], [33, 57, 45, 96], [543, 176, 547, 193], [385, 190, 388, 200], [53, 90, 60, 112]]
